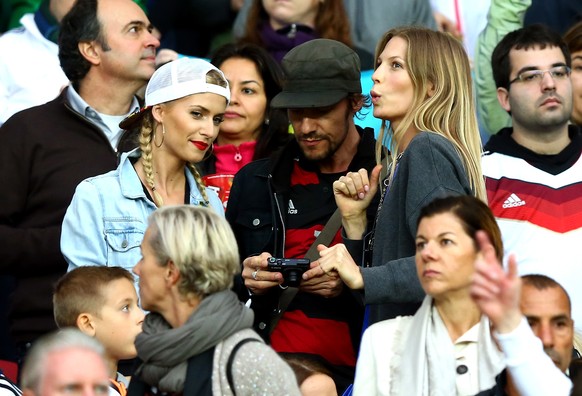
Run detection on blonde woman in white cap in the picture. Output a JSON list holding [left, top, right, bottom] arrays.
[[60, 57, 229, 281]]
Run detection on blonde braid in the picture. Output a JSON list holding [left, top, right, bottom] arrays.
[[139, 113, 164, 207], [187, 163, 209, 206]]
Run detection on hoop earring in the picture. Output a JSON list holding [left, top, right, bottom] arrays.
[[202, 143, 214, 161], [154, 124, 165, 148]]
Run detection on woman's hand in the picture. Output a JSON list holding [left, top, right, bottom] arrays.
[[333, 165, 382, 239], [470, 231, 522, 334], [303, 244, 364, 290], [300, 269, 343, 298], [242, 252, 283, 294]]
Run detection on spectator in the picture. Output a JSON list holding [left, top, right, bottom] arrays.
[[305, 27, 485, 325], [564, 21, 582, 125], [236, 0, 365, 65], [352, 196, 505, 395], [475, 0, 582, 136], [233, 0, 437, 70], [61, 57, 228, 280], [341, 0, 436, 65], [197, 42, 291, 206], [482, 25, 582, 328], [4, 0, 146, 31], [472, 236, 573, 396], [147, 0, 240, 58], [225, 38, 376, 393], [128, 205, 300, 395], [0, 0, 158, 369], [0, 0, 73, 126], [53, 266, 144, 395], [20, 329, 110, 396]]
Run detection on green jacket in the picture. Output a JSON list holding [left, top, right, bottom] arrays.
[[474, 0, 531, 135]]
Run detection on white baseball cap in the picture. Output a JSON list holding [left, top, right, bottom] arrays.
[[120, 57, 230, 129]]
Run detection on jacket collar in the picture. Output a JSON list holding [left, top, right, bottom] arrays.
[[118, 149, 206, 205], [484, 125, 582, 175], [267, 125, 377, 193]]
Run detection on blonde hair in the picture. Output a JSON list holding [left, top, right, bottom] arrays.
[[138, 69, 229, 207], [375, 27, 486, 201], [146, 205, 240, 299]]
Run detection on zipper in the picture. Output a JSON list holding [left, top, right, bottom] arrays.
[[269, 174, 286, 257]]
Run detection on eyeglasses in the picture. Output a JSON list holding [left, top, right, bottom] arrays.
[[508, 65, 571, 85]]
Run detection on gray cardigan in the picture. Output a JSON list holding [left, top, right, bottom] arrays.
[[362, 132, 474, 324]]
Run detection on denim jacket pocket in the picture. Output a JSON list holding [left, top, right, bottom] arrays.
[[104, 219, 146, 271], [233, 210, 274, 257]]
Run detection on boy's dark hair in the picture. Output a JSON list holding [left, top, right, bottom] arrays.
[[492, 24, 571, 90], [53, 266, 134, 328], [58, 0, 110, 89]]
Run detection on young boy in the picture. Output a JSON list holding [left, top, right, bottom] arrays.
[[53, 266, 144, 395]]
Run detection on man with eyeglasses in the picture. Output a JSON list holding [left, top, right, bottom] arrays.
[[482, 24, 582, 329]]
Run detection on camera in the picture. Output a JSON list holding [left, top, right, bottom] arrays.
[[267, 257, 311, 287]]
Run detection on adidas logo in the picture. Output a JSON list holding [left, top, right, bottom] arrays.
[[288, 199, 298, 214], [502, 193, 526, 208]]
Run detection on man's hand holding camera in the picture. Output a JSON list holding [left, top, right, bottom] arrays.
[[242, 252, 282, 295], [243, 252, 344, 297]]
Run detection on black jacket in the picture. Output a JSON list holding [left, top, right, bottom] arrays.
[[225, 126, 378, 340], [0, 88, 138, 344]]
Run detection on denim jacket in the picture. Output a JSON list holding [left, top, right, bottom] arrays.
[[61, 149, 223, 278]]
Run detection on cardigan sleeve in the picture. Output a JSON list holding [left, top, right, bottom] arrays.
[[362, 133, 473, 305]]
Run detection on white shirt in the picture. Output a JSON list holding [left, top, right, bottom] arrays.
[[0, 14, 69, 125]]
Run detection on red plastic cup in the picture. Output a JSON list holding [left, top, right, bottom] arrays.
[[202, 174, 235, 209]]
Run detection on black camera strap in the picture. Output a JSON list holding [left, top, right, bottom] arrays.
[[268, 208, 343, 335]]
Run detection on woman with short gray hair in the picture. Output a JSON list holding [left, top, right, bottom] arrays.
[[129, 205, 300, 395]]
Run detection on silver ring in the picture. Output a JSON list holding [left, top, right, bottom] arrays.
[[252, 269, 259, 281]]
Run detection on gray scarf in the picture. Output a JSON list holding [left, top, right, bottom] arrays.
[[134, 290, 254, 393]]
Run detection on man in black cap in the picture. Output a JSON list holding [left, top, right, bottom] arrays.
[[225, 38, 377, 393]]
